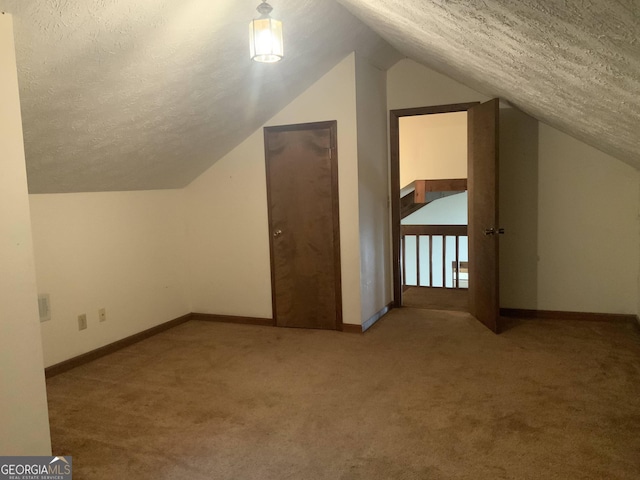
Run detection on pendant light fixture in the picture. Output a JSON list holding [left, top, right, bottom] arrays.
[[249, 1, 283, 63]]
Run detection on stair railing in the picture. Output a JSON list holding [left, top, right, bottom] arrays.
[[401, 224, 468, 289]]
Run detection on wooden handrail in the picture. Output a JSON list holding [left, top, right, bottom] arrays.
[[401, 225, 467, 236], [413, 179, 467, 203]]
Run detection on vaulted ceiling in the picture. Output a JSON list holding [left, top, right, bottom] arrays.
[[338, 0, 640, 169], [1, 0, 638, 193], [0, 0, 400, 193]]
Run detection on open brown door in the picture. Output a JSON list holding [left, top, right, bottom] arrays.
[[264, 121, 342, 330], [468, 99, 500, 332]]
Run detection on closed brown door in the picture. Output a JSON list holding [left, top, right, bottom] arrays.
[[264, 121, 342, 330], [468, 99, 500, 332]]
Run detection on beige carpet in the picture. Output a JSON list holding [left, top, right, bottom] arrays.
[[46, 309, 640, 479], [403, 287, 468, 312]]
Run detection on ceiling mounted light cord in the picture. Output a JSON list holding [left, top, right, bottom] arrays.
[[249, 0, 283, 63]]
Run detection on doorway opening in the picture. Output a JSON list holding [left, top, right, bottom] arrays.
[[390, 103, 478, 312]]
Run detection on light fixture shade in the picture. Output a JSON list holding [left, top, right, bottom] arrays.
[[249, 3, 283, 63]]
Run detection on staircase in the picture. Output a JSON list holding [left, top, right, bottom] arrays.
[[400, 178, 467, 219]]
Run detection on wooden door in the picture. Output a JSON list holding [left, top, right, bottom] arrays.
[[467, 99, 500, 332], [264, 121, 342, 330]]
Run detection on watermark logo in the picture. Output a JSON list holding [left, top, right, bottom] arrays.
[[0, 456, 72, 480]]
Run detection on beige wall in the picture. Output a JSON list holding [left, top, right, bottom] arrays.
[[536, 124, 639, 314], [389, 59, 640, 314], [388, 59, 490, 110], [499, 107, 539, 309], [0, 14, 51, 455], [30, 191, 190, 366], [355, 54, 393, 324], [183, 54, 363, 325], [399, 112, 467, 188], [181, 130, 273, 319]]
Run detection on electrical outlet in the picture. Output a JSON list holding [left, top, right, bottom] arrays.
[[99, 308, 106, 322], [78, 314, 87, 331]]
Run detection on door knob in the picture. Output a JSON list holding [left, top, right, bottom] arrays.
[[273, 229, 283, 237], [484, 227, 505, 236]]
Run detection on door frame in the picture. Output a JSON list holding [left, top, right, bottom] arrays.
[[389, 103, 479, 308], [264, 120, 343, 330]]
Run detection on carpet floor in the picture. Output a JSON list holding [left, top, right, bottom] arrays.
[[403, 287, 468, 311], [46, 309, 640, 479]]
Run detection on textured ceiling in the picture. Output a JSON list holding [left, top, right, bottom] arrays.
[[337, 0, 640, 170], [0, 0, 400, 193], [1, 1, 638, 193]]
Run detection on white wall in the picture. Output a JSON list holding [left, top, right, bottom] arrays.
[[0, 13, 51, 455], [181, 131, 274, 319], [399, 112, 467, 187], [30, 190, 190, 366], [183, 54, 363, 325], [388, 59, 490, 110], [389, 59, 640, 314], [537, 124, 639, 314], [402, 192, 467, 225], [355, 54, 392, 324]]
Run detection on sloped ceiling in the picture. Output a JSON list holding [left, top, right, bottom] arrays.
[[0, 0, 400, 193], [1, 1, 638, 193], [338, 0, 640, 169]]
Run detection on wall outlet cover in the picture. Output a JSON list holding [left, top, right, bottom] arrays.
[[78, 314, 87, 331], [38, 294, 51, 322]]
